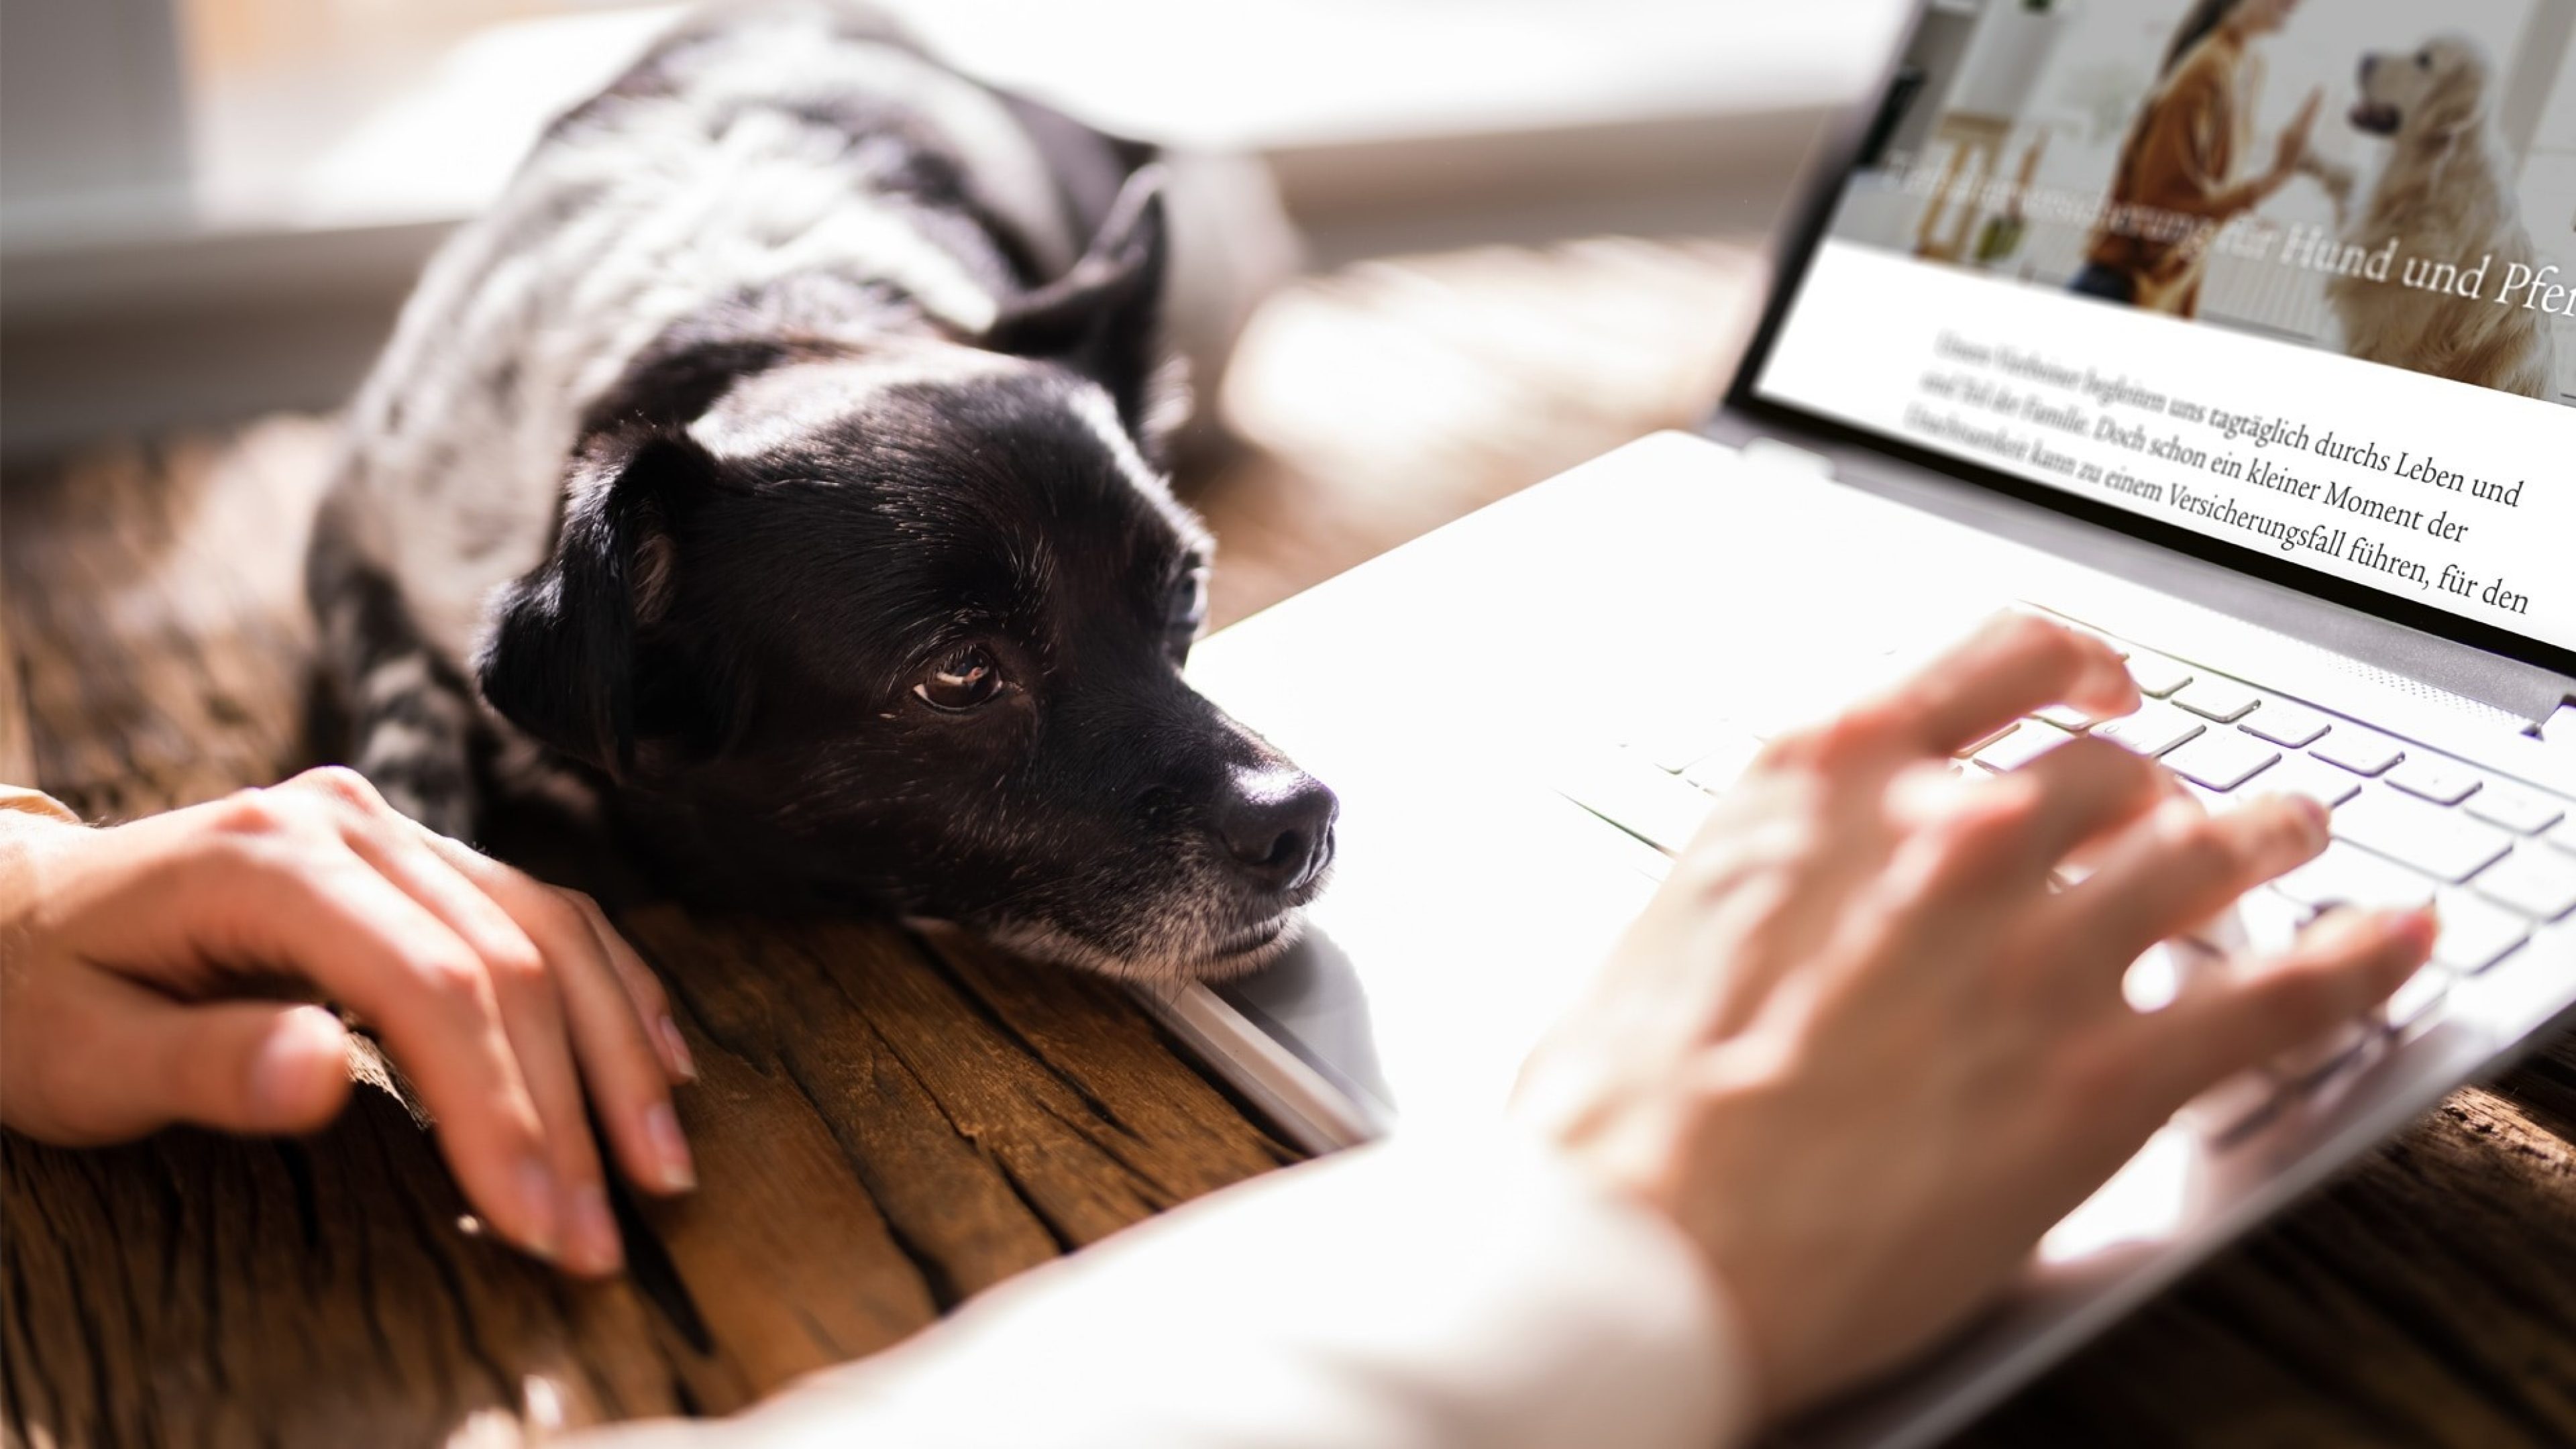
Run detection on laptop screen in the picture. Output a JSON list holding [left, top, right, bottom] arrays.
[[1748, 0, 2576, 669]]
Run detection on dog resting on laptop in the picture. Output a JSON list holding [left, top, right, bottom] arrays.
[[307, 1, 1334, 981], [2305, 34, 2557, 399]]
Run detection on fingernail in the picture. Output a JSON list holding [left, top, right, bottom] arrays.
[[566, 1183, 622, 1276], [513, 1158, 562, 1262], [2275, 792, 2330, 853], [644, 1102, 696, 1193], [2294, 792, 2330, 840], [657, 1015, 698, 1081], [2387, 904, 2440, 957], [250, 1007, 345, 1120]]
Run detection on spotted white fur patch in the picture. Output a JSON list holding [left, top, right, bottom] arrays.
[[360, 654, 437, 708], [356, 721, 442, 772], [329, 15, 1079, 671]]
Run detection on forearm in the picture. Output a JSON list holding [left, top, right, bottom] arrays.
[[585, 1126, 1748, 1449], [2196, 167, 2287, 221]]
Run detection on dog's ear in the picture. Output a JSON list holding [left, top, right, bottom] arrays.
[[2418, 54, 2489, 144], [476, 425, 716, 781], [984, 164, 1169, 435]]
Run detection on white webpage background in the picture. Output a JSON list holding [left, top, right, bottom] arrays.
[[1760, 241, 2576, 655]]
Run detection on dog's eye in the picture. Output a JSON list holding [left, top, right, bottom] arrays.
[[914, 645, 1006, 712], [1167, 568, 1210, 639]]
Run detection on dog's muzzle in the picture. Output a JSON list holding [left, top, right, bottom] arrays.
[[1211, 767, 1339, 898]]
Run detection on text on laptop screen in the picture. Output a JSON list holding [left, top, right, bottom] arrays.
[[1756, 0, 2576, 657]]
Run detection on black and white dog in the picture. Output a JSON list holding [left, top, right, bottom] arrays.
[[307, 1, 1334, 981]]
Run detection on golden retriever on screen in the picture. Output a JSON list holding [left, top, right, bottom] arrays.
[[2308, 35, 2555, 398]]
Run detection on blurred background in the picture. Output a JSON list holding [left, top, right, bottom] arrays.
[[1, 0, 1906, 631]]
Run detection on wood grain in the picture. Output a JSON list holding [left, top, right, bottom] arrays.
[[3, 237, 2572, 1448], [0, 421, 1293, 1446], [1954, 1069, 2576, 1449]]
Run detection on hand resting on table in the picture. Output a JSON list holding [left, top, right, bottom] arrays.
[[0, 766, 696, 1277]]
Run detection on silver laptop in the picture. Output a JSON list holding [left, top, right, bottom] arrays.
[[1146, 3, 2576, 1444]]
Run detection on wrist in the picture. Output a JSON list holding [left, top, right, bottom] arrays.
[[0, 797, 76, 910], [1518, 1061, 1824, 1421], [1489, 1120, 1758, 1442]]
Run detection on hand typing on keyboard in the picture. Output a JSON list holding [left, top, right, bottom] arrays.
[[1515, 614, 2434, 1420]]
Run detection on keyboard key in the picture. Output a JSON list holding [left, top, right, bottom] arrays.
[[2241, 700, 2332, 748], [2092, 702, 2206, 757], [1625, 715, 1737, 774], [1558, 750, 1713, 857], [2332, 787, 2514, 883], [2032, 702, 2101, 731], [2465, 784, 2567, 836], [2273, 843, 2435, 912], [2123, 941, 2191, 1012], [1973, 720, 2076, 773], [2384, 757, 2484, 806], [1680, 736, 1766, 796], [2472, 849, 2576, 921], [2381, 966, 2449, 1031], [2549, 817, 2576, 855], [2432, 890, 2531, 972], [1611, 832, 1674, 885], [2171, 677, 2261, 722], [1953, 722, 2020, 758], [2162, 730, 2282, 792], [2245, 754, 2362, 810], [2310, 730, 2405, 776], [2126, 654, 2194, 698]]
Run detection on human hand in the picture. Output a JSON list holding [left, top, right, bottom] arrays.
[[1513, 615, 2432, 1417], [2272, 89, 2324, 182], [0, 767, 698, 1276]]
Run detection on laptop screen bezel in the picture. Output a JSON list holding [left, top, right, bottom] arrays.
[[1719, 2, 2576, 681]]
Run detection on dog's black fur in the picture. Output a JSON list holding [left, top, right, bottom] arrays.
[[311, 2, 1332, 979]]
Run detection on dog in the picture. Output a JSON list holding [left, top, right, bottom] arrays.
[[2307, 35, 2555, 398], [307, 1, 1335, 981]]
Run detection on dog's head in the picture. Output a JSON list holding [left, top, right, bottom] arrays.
[[477, 176, 1335, 981], [2351, 35, 2491, 142]]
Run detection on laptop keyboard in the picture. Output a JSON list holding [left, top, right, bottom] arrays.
[[1559, 610, 2576, 1138]]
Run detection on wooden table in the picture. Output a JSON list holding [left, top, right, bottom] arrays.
[[0, 419, 1300, 1448], [7, 242, 2576, 1448]]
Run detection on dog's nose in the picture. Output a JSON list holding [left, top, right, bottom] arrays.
[[1213, 768, 1338, 893]]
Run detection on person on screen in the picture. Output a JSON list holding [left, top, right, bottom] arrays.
[[2070, 0, 2322, 315]]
